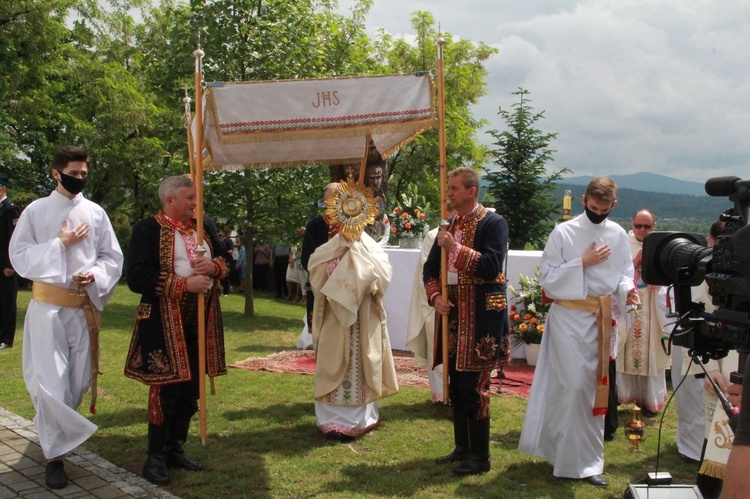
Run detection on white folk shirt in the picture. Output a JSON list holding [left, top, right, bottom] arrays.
[[170, 224, 213, 284]]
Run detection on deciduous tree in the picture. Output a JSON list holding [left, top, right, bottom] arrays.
[[136, 0, 377, 313], [371, 11, 496, 227]]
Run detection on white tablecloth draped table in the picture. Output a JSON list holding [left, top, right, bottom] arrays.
[[382, 248, 421, 350], [382, 247, 543, 356]]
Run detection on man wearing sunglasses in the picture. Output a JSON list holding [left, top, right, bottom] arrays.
[[616, 209, 671, 419]]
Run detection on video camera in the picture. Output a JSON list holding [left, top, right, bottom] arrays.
[[642, 176, 750, 381]]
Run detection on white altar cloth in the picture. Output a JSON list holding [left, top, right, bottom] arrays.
[[382, 247, 542, 355], [382, 248, 421, 350]]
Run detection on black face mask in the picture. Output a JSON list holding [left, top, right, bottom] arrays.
[[584, 204, 610, 224], [59, 172, 87, 195]]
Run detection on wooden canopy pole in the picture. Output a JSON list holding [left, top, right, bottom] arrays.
[[193, 43, 208, 445], [437, 37, 450, 405], [184, 86, 195, 179], [358, 136, 370, 186]]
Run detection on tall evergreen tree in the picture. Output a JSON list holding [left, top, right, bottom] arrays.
[[483, 88, 569, 250]]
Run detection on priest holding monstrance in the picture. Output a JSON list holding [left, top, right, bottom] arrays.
[[308, 176, 399, 441]]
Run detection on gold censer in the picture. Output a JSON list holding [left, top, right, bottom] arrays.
[[624, 405, 646, 451]]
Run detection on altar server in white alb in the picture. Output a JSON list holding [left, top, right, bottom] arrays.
[[308, 199, 398, 441], [518, 177, 638, 488], [9, 146, 123, 490]]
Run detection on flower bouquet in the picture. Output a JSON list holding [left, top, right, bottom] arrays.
[[390, 186, 429, 243], [508, 266, 549, 346]]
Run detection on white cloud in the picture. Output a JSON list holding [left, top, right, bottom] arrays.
[[338, 0, 750, 182]]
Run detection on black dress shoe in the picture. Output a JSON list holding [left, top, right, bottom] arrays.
[[435, 447, 470, 464], [583, 475, 608, 487], [45, 460, 68, 489], [168, 451, 203, 471], [604, 433, 615, 441], [452, 454, 490, 476], [641, 408, 658, 418], [0, 343, 11, 350]]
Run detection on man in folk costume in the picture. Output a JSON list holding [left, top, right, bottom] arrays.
[[125, 175, 229, 485], [617, 209, 671, 416], [423, 167, 510, 476], [519, 177, 639, 488], [308, 180, 398, 440], [9, 146, 123, 489]]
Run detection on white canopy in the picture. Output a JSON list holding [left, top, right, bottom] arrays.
[[196, 74, 435, 169]]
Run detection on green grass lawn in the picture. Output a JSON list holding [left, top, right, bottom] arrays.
[[0, 285, 701, 498]]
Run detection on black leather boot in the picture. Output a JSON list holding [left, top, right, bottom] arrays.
[[435, 408, 471, 464], [453, 417, 491, 476], [168, 443, 203, 471], [167, 416, 203, 471], [45, 459, 68, 489], [143, 423, 170, 485]]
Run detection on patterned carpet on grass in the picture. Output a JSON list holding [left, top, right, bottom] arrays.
[[232, 350, 534, 398]]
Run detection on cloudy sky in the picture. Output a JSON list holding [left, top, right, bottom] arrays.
[[338, 0, 749, 183]]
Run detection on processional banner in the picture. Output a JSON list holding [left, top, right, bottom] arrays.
[[197, 74, 435, 169]]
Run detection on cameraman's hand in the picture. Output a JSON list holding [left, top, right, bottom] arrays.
[[722, 444, 750, 498], [582, 242, 611, 267], [727, 382, 742, 409], [705, 369, 728, 397]]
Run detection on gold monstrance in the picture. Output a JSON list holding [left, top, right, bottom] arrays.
[[325, 171, 377, 242]]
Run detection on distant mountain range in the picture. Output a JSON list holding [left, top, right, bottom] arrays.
[[555, 172, 735, 222], [560, 172, 708, 196], [478, 172, 732, 224], [553, 183, 729, 223]]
